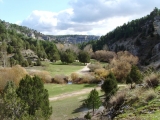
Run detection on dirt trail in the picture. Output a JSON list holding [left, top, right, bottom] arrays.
[[76, 63, 90, 75], [49, 87, 100, 101], [49, 64, 127, 101], [49, 85, 126, 101]]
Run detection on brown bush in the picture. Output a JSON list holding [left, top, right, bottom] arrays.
[[79, 74, 95, 84], [95, 68, 109, 79], [0, 65, 27, 91], [29, 70, 52, 83], [144, 73, 160, 88], [112, 60, 132, 82], [53, 74, 68, 84], [88, 62, 102, 72], [70, 73, 79, 82], [110, 51, 138, 82], [109, 92, 126, 107], [116, 51, 138, 65], [143, 89, 156, 102], [94, 50, 116, 62]]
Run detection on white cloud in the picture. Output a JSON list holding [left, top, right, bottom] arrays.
[[21, 10, 58, 32], [21, 0, 160, 35]]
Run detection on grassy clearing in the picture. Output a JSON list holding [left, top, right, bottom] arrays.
[[42, 61, 84, 77], [49, 90, 103, 120], [45, 83, 102, 120], [44, 84, 97, 97], [49, 93, 88, 120]]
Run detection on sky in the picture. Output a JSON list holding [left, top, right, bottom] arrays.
[[0, 0, 160, 36]]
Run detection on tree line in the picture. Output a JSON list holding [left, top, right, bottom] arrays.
[[79, 7, 160, 52]]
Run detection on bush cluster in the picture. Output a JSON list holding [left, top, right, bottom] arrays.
[[0, 65, 27, 91], [144, 73, 160, 88], [52, 74, 68, 84], [29, 70, 52, 83], [88, 62, 102, 72]]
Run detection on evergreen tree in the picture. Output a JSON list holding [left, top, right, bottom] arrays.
[[52, 52, 60, 62], [126, 65, 142, 88], [0, 81, 28, 120], [60, 50, 75, 64], [16, 75, 52, 119], [84, 89, 101, 115], [78, 51, 90, 65], [101, 73, 118, 101], [7, 45, 14, 54], [35, 58, 41, 66]]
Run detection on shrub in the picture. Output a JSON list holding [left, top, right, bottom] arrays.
[[144, 73, 160, 88], [88, 62, 102, 72], [84, 112, 91, 119], [80, 74, 95, 84], [126, 65, 142, 88], [70, 73, 79, 82], [29, 70, 52, 83], [109, 92, 126, 107], [126, 87, 146, 105], [94, 50, 116, 62], [53, 74, 68, 84], [95, 68, 109, 79], [0, 65, 27, 91], [101, 73, 118, 101], [144, 89, 156, 102], [110, 51, 139, 82]]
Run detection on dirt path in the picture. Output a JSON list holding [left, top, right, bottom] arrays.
[[49, 84, 126, 101], [49, 87, 100, 101], [76, 63, 90, 75]]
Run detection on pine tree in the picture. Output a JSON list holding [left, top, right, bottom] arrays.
[[84, 89, 101, 115], [126, 65, 142, 88], [101, 73, 118, 101], [16, 75, 52, 119], [0, 81, 28, 119], [78, 51, 90, 65]]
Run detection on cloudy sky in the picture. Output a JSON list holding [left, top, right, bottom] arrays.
[[0, 0, 160, 35]]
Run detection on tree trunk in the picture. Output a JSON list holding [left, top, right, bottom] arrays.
[[93, 103, 94, 115]]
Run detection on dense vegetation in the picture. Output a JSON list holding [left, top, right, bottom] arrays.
[[0, 20, 92, 67], [79, 7, 160, 52], [0, 7, 160, 120], [0, 75, 52, 120]]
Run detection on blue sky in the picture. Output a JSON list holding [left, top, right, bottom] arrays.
[[0, 0, 70, 23], [1, 0, 160, 35]]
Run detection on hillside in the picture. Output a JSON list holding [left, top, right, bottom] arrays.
[[81, 8, 160, 68], [0, 19, 99, 67], [0, 20, 99, 43], [48, 35, 100, 44]]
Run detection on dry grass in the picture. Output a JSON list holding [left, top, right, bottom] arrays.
[[29, 70, 52, 83], [88, 62, 102, 72], [0, 65, 27, 91], [109, 92, 126, 107], [70, 73, 79, 82], [144, 73, 160, 88], [143, 89, 156, 102], [53, 74, 68, 84]]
